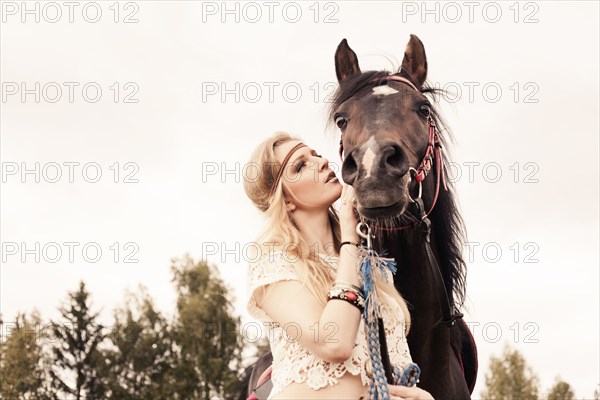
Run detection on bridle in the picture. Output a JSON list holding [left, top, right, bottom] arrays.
[[337, 74, 463, 327]]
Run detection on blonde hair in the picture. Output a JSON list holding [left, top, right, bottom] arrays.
[[243, 131, 411, 334]]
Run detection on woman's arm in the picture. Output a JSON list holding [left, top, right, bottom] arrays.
[[256, 184, 362, 364], [257, 243, 362, 364]]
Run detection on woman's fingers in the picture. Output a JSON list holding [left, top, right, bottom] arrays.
[[339, 184, 359, 241], [342, 184, 355, 205], [389, 385, 434, 400], [345, 184, 355, 199]]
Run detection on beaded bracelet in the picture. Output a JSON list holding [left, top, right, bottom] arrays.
[[327, 287, 365, 312], [329, 287, 365, 311], [333, 283, 364, 300], [334, 280, 363, 294]]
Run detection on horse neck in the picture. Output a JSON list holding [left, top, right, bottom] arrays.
[[381, 225, 446, 328], [382, 166, 463, 325], [381, 223, 456, 390]]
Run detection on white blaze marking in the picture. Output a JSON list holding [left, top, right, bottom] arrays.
[[372, 85, 398, 96], [361, 137, 378, 179]]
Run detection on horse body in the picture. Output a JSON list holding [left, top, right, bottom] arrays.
[[380, 216, 474, 399], [331, 35, 478, 399]]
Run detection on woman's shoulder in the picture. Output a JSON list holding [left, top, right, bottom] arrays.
[[247, 247, 289, 264], [251, 249, 296, 266], [247, 249, 301, 281]]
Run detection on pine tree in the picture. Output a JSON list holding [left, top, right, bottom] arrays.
[[547, 377, 575, 400], [99, 284, 178, 399], [480, 343, 539, 400], [47, 280, 107, 400], [0, 310, 52, 399], [169, 254, 244, 400]]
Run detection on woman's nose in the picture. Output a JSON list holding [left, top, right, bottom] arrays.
[[319, 157, 329, 171]]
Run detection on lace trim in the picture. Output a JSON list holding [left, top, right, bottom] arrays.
[[246, 250, 301, 322], [267, 296, 412, 398]]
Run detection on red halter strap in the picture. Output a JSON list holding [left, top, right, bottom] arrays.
[[338, 75, 448, 231]]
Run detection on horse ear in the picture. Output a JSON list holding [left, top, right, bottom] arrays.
[[400, 34, 428, 89], [335, 39, 361, 83]]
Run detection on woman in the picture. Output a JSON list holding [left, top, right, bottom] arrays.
[[243, 132, 433, 400]]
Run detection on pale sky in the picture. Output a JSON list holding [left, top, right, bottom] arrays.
[[1, 1, 599, 398]]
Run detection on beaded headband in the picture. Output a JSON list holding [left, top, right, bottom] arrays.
[[267, 142, 307, 201]]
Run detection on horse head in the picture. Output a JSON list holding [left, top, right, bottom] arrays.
[[331, 35, 445, 225]]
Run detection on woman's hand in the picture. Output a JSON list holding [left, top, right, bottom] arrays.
[[339, 184, 359, 243], [388, 384, 434, 400]]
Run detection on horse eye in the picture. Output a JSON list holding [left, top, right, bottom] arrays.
[[335, 115, 347, 129], [419, 104, 431, 118]]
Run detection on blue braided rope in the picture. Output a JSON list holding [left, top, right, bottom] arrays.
[[366, 317, 390, 399], [358, 245, 421, 399]]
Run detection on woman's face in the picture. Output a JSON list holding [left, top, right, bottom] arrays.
[[274, 140, 342, 210]]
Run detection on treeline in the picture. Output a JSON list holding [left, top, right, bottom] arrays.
[[1, 254, 597, 399], [0, 254, 267, 400], [481, 343, 598, 399]]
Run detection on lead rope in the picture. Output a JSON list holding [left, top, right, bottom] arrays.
[[356, 220, 421, 399]]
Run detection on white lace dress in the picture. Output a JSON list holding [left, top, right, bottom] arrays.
[[246, 250, 413, 399]]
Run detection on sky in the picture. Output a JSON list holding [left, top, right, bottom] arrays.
[[1, 1, 599, 398]]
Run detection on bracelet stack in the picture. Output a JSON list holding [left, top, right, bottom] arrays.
[[334, 280, 363, 293], [327, 281, 365, 312]]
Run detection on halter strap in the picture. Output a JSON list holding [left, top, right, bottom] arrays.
[[385, 74, 419, 91]]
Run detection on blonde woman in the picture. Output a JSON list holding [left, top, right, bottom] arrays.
[[243, 132, 433, 400]]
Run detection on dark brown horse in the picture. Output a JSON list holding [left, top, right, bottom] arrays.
[[329, 35, 477, 399], [238, 35, 478, 400]]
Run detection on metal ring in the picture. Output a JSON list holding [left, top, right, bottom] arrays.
[[356, 222, 369, 240], [408, 167, 422, 203], [364, 359, 374, 378], [356, 222, 373, 249]]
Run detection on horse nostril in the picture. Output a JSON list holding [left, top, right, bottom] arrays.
[[341, 152, 358, 184], [382, 144, 407, 174], [387, 150, 400, 166]]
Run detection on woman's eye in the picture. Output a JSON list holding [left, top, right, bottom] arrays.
[[335, 115, 347, 129], [419, 104, 431, 118], [296, 155, 321, 172]]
